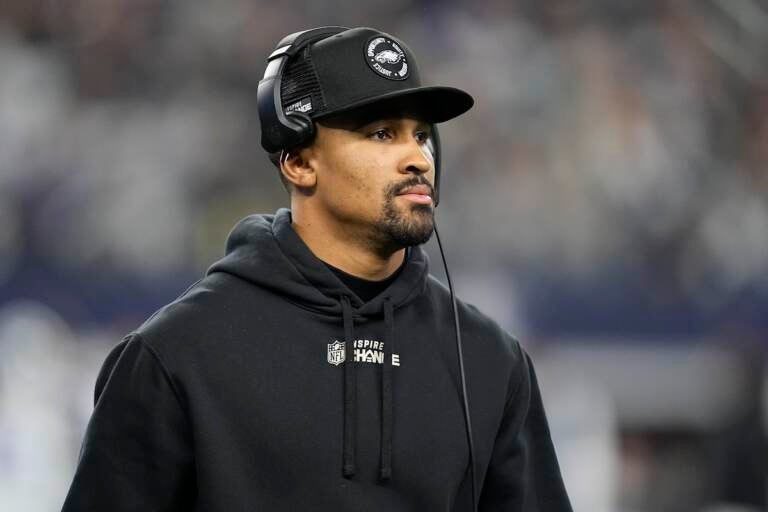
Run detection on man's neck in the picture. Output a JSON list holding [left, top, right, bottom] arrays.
[[290, 208, 405, 281]]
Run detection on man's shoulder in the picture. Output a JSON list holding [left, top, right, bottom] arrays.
[[424, 274, 523, 362], [131, 272, 253, 357]]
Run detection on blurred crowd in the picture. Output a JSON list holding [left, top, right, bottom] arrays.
[[1, 0, 767, 335], [0, 1, 766, 511]]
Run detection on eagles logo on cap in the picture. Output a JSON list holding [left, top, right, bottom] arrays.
[[365, 36, 409, 81]]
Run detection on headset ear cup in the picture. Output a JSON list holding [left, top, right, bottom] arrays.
[[284, 112, 315, 148]]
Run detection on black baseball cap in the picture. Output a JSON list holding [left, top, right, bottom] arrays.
[[276, 27, 474, 135]]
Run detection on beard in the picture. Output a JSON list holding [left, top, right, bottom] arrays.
[[370, 178, 435, 252]]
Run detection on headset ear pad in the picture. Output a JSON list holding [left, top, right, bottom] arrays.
[[283, 111, 315, 148]]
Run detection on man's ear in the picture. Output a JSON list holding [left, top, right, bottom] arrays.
[[280, 146, 317, 190]]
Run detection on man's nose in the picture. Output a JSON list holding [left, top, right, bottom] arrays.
[[399, 138, 434, 176]]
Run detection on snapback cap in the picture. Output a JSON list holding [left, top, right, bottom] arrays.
[[277, 27, 474, 134]]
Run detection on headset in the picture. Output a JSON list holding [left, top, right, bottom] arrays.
[[257, 27, 476, 511], [256, 26, 444, 206]]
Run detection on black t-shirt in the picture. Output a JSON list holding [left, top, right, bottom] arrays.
[[323, 254, 406, 303]]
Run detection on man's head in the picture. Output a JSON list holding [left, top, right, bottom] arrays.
[[258, 27, 473, 253], [279, 107, 437, 253]]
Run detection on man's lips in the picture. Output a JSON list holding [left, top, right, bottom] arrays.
[[396, 184, 433, 205]]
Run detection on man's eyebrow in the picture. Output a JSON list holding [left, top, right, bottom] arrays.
[[417, 122, 433, 133], [356, 119, 432, 132], [358, 119, 394, 131]]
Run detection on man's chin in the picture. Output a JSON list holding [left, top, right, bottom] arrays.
[[374, 195, 435, 250], [391, 213, 434, 247]]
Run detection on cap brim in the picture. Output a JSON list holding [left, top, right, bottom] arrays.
[[313, 86, 474, 124]]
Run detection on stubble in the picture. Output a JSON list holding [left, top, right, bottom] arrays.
[[370, 178, 435, 254]]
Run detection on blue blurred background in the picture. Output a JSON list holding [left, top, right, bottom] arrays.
[[0, 1, 766, 510]]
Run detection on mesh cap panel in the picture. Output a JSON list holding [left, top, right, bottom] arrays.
[[280, 46, 326, 114]]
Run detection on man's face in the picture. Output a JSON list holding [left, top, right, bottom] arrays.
[[301, 112, 437, 253]]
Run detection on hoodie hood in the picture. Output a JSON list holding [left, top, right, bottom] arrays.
[[207, 207, 430, 481], [207, 208, 430, 317]]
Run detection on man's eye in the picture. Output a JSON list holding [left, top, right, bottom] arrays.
[[415, 131, 430, 143], [370, 129, 392, 140]]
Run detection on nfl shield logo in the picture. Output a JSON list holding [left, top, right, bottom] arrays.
[[327, 340, 346, 366]]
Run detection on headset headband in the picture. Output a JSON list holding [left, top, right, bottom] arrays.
[[257, 27, 348, 153]]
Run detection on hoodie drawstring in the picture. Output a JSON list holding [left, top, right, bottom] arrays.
[[340, 296, 396, 482], [380, 298, 394, 481], [341, 296, 357, 478]]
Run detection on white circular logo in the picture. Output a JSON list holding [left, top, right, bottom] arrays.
[[365, 36, 409, 81]]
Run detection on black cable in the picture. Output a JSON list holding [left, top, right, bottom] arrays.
[[433, 218, 477, 512]]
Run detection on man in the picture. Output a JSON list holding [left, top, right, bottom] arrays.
[[62, 27, 572, 511]]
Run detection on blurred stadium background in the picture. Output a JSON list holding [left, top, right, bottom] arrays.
[[1, 1, 767, 510]]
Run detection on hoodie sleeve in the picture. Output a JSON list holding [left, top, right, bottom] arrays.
[[478, 348, 573, 512], [61, 333, 195, 511]]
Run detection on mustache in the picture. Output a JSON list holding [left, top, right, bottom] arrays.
[[389, 176, 435, 198]]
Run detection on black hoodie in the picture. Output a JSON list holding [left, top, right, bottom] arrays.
[[62, 208, 572, 512]]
